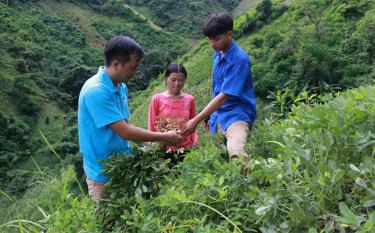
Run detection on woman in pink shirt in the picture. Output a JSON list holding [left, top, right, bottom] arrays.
[[148, 63, 198, 153]]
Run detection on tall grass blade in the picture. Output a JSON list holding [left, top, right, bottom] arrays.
[[0, 219, 46, 231], [179, 200, 243, 233], [39, 130, 62, 160], [0, 188, 14, 202]]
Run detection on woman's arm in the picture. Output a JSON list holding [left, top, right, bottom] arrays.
[[148, 95, 159, 132]]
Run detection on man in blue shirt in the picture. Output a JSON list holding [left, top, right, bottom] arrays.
[[78, 35, 182, 202], [182, 13, 256, 167]]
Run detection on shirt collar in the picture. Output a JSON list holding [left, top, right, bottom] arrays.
[[215, 40, 237, 62], [98, 66, 119, 94]]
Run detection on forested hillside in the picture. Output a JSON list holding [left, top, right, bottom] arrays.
[[1, 0, 375, 232], [122, 0, 242, 39], [130, 0, 375, 127], [0, 0, 189, 196]]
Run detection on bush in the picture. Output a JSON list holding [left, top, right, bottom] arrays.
[[95, 86, 375, 232], [0, 111, 32, 193], [10, 75, 43, 116]]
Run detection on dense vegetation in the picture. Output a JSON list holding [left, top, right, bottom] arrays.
[[236, 0, 375, 99], [1, 0, 374, 232], [122, 0, 242, 39], [0, 0, 189, 196], [103, 85, 375, 232], [130, 0, 375, 127], [3, 85, 374, 232]]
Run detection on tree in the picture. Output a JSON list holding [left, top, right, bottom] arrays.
[[256, 0, 273, 22]]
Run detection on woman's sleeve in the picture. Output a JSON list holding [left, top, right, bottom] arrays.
[[148, 95, 159, 132], [190, 97, 199, 145]]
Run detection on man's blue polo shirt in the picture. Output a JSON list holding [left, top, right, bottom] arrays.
[[78, 66, 132, 182], [209, 41, 256, 134]]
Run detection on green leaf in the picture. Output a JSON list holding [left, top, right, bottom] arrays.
[[255, 205, 272, 216], [135, 187, 142, 195], [218, 175, 225, 186], [349, 164, 361, 173], [333, 169, 345, 183], [369, 211, 375, 222], [363, 200, 375, 208], [355, 178, 367, 188], [336, 202, 366, 230], [318, 175, 325, 186], [279, 221, 288, 229], [324, 221, 334, 232]]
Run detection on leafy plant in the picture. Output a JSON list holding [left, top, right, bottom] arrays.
[[96, 144, 177, 231], [266, 84, 318, 119]]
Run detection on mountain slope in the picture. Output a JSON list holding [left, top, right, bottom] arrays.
[[123, 0, 242, 39], [0, 0, 189, 196], [4, 84, 374, 232], [130, 0, 375, 127], [1, 0, 375, 232]]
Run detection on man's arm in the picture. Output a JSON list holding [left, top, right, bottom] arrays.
[[182, 92, 228, 136], [108, 120, 182, 145]]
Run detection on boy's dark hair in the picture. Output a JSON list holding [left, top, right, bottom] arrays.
[[165, 63, 188, 79], [203, 12, 233, 37], [104, 35, 144, 66]]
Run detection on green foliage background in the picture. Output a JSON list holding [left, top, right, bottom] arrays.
[[123, 0, 242, 39], [0, 0, 189, 197], [98, 86, 375, 232], [0, 0, 375, 232], [130, 0, 375, 129]]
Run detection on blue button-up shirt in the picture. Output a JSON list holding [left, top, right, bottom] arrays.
[[209, 41, 256, 134], [78, 66, 132, 182]]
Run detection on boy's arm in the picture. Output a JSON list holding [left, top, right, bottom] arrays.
[[108, 120, 182, 145], [182, 92, 228, 136]]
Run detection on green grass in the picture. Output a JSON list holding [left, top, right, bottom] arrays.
[[45, 85, 375, 232], [131, 0, 375, 124], [0, 0, 190, 199], [39, 0, 106, 48], [234, 0, 258, 16], [0, 165, 88, 233], [1, 0, 375, 231], [123, 4, 163, 31]]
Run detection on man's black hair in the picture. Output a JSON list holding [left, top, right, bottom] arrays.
[[104, 35, 144, 66], [165, 63, 188, 79], [203, 12, 233, 37]]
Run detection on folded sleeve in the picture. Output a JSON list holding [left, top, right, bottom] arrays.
[[148, 95, 159, 132], [83, 87, 123, 128], [189, 97, 198, 145]]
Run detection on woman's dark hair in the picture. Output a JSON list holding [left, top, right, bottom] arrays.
[[203, 12, 233, 37], [165, 63, 187, 79], [104, 35, 144, 66]]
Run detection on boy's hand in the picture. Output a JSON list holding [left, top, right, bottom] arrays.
[[182, 119, 197, 137], [140, 141, 152, 146], [163, 130, 183, 145]]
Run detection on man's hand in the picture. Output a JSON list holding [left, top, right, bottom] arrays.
[[182, 118, 197, 137], [163, 130, 183, 145], [109, 120, 182, 144]]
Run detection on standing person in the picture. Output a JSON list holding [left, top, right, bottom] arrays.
[[78, 35, 183, 202], [182, 12, 256, 166], [148, 63, 198, 155]]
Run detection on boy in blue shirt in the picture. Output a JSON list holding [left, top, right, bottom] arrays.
[[182, 13, 256, 167], [78, 35, 182, 202]]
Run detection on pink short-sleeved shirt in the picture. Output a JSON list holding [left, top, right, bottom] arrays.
[[148, 92, 198, 151]]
